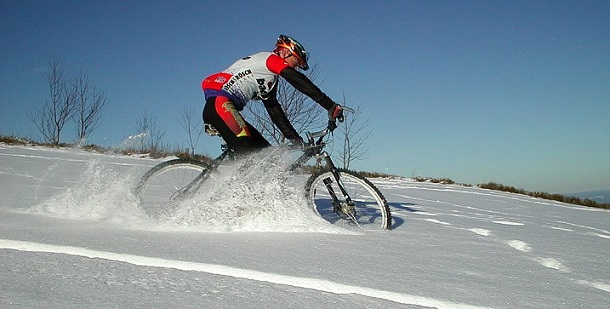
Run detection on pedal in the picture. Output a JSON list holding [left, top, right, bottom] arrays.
[[205, 123, 220, 136]]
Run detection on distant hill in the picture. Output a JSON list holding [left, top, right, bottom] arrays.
[[568, 190, 610, 204]]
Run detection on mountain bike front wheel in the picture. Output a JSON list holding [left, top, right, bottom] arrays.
[[135, 159, 209, 219], [306, 169, 392, 230]]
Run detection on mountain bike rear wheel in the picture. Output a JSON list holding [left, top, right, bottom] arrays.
[[135, 159, 209, 219], [306, 169, 392, 230]]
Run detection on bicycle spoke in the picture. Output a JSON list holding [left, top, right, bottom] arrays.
[[136, 159, 209, 219], [307, 169, 391, 230]]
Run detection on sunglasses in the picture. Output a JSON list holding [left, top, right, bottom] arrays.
[[286, 53, 306, 69]]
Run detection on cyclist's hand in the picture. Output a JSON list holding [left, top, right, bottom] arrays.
[[328, 103, 344, 122], [328, 119, 338, 132]]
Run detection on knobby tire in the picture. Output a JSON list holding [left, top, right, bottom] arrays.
[[306, 169, 392, 230], [137, 160, 392, 230], [135, 159, 209, 219]]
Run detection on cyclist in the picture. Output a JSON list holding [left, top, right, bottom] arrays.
[[201, 34, 344, 154]]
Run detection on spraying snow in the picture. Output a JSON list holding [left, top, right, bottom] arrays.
[[23, 147, 348, 234], [2, 144, 610, 308], [25, 159, 145, 222]]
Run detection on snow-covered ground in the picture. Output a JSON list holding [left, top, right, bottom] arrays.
[[1, 144, 608, 308]]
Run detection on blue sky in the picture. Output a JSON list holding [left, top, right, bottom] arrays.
[[1, 0, 609, 194]]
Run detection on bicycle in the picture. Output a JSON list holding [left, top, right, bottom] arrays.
[[135, 111, 392, 230]]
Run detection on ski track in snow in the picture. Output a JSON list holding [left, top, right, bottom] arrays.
[[575, 280, 610, 293], [0, 239, 492, 309], [507, 240, 532, 252], [2, 145, 609, 306], [380, 182, 610, 291], [492, 220, 524, 226], [595, 233, 610, 239], [428, 213, 576, 275], [468, 228, 491, 236]]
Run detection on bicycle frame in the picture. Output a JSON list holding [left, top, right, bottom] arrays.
[[194, 121, 355, 215], [293, 127, 355, 208], [138, 105, 390, 229]]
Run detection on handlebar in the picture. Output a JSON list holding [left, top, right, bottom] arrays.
[[307, 126, 330, 140], [299, 105, 355, 149]]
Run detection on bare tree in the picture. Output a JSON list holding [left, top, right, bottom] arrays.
[[241, 64, 373, 169], [135, 113, 166, 153], [336, 101, 372, 170], [176, 106, 203, 155], [73, 67, 107, 145], [26, 57, 77, 146], [244, 63, 325, 143]]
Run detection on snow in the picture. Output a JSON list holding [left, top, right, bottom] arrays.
[[1, 144, 609, 308]]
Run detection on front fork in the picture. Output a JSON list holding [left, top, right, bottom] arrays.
[[316, 153, 355, 216]]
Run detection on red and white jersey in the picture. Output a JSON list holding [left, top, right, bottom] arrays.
[[202, 52, 291, 109]]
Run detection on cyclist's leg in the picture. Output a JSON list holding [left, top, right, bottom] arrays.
[[246, 123, 270, 149], [203, 96, 270, 153]]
